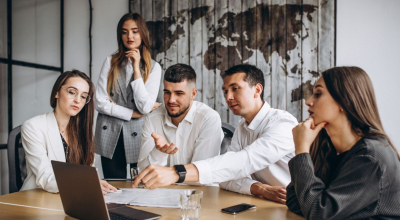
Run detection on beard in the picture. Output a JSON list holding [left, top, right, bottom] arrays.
[[167, 103, 191, 118]]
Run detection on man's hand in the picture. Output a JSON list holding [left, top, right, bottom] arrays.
[[100, 180, 118, 195], [151, 133, 178, 155], [132, 165, 179, 189], [250, 183, 287, 204]]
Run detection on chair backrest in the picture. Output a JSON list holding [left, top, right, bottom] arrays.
[[221, 122, 235, 155], [7, 125, 27, 193]]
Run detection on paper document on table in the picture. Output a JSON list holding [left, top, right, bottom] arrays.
[[104, 188, 193, 208]]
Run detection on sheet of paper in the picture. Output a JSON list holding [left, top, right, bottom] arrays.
[[104, 188, 194, 208]]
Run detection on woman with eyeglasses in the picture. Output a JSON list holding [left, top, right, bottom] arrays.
[[286, 67, 400, 219], [20, 70, 117, 194], [95, 13, 161, 178]]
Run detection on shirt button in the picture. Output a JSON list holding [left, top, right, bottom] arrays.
[[103, 126, 107, 130], [131, 99, 134, 103], [132, 132, 137, 137], [110, 92, 114, 97]]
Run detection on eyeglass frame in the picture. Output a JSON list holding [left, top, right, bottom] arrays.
[[60, 87, 91, 104]]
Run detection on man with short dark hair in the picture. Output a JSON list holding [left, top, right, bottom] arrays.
[[137, 63, 223, 173], [134, 64, 297, 204]]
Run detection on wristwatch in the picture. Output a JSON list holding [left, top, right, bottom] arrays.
[[174, 165, 187, 183]]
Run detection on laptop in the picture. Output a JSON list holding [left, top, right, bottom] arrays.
[[51, 161, 161, 220]]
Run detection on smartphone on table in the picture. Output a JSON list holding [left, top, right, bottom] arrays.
[[221, 203, 256, 214]]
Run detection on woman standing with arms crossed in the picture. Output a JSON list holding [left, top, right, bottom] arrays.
[[286, 67, 400, 219], [21, 70, 116, 194], [95, 13, 162, 178]]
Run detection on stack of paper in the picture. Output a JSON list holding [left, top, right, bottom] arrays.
[[104, 188, 193, 208]]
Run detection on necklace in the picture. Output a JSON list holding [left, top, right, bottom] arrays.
[[337, 136, 361, 155], [54, 111, 69, 134]]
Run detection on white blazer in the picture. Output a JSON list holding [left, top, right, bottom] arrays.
[[20, 111, 67, 193]]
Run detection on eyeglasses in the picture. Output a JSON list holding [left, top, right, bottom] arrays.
[[61, 87, 91, 104]]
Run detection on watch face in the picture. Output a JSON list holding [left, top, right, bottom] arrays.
[[174, 165, 187, 173]]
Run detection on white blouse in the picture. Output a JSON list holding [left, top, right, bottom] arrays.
[[95, 56, 162, 121]]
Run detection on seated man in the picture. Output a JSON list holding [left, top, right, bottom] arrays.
[[137, 63, 223, 173], [133, 64, 297, 204]]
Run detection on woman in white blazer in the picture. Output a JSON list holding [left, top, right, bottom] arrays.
[[21, 70, 116, 194]]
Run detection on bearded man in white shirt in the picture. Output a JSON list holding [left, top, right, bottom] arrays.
[[137, 63, 224, 174], [133, 64, 297, 204]]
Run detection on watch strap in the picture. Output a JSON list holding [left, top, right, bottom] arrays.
[[174, 165, 186, 183]]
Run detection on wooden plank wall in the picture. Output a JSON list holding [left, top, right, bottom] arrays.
[[130, 0, 335, 127]]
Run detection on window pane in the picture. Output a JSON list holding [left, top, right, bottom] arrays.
[[12, 0, 60, 67], [0, 63, 7, 143], [0, 0, 6, 59], [12, 66, 59, 127]]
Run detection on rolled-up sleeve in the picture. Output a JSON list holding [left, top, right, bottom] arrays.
[[95, 56, 133, 121], [130, 62, 162, 114]]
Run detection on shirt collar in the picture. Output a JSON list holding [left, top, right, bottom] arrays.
[[244, 102, 271, 131], [164, 101, 197, 127]]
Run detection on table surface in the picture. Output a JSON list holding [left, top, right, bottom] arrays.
[[0, 181, 305, 220]]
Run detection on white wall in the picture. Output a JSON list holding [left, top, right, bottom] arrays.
[[0, 0, 128, 195], [337, 0, 400, 150], [64, 0, 129, 179]]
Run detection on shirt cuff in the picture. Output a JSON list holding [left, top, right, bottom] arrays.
[[130, 78, 147, 100], [149, 147, 169, 161], [192, 160, 213, 185], [241, 179, 259, 195], [112, 105, 133, 121]]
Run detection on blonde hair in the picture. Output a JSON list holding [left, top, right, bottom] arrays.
[[107, 13, 152, 100]]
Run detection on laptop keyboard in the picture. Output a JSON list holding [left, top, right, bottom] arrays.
[[109, 212, 138, 220]]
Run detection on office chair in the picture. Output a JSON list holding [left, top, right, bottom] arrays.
[[221, 122, 235, 155], [7, 125, 27, 193]]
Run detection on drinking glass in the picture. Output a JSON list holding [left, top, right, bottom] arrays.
[[180, 190, 203, 220]]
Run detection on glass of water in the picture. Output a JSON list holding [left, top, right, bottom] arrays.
[[130, 167, 145, 188], [180, 190, 203, 220]]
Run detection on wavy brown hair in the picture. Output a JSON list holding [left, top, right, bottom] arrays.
[[50, 70, 95, 166], [107, 13, 152, 100], [310, 66, 399, 183]]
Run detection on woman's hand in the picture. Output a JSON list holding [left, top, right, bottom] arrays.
[[100, 180, 118, 195], [125, 49, 141, 69], [292, 117, 327, 155], [132, 110, 145, 119], [152, 102, 162, 111]]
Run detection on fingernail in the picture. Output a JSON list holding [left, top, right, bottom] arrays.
[[325, 122, 329, 126]]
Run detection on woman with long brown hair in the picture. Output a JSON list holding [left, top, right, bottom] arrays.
[[21, 70, 116, 194], [286, 66, 400, 219], [95, 13, 161, 178]]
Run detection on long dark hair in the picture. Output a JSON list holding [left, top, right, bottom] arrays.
[[310, 66, 399, 183], [107, 13, 152, 100], [50, 70, 95, 166]]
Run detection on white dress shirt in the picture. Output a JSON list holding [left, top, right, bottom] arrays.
[[193, 102, 297, 195], [95, 56, 162, 121], [137, 101, 224, 171]]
